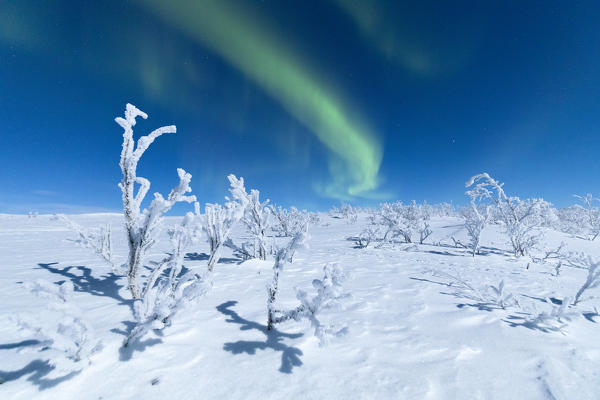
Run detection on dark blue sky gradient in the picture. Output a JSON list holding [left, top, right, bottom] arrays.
[[1, 1, 600, 213]]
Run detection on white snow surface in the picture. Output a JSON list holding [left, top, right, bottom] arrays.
[[1, 213, 599, 399]]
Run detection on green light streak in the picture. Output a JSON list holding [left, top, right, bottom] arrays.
[[136, 0, 382, 198]]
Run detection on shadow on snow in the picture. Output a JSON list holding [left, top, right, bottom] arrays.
[[216, 301, 304, 374], [0, 359, 80, 390]]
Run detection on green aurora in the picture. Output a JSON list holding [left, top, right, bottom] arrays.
[[136, 0, 383, 199]]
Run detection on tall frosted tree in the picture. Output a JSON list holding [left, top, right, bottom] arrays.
[[116, 103, 196, 299]]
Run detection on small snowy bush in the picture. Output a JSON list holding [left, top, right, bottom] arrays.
[[125, 213, 210, 346], [353, 226, 380, 248], [574, 194, 600, 240], [228, 175, 271, 260], [201, 175, 249, 271], [54, 214, 114, 267], [463, 183, 492, 256], [270, 205, 310, 237], [557, 205, 589, 236], [564, 254, 600, 305], [377, 201, 432, 245], [329, 203, 358, 223], [116, 103, 196, 299], [266, 233, 348, 345], [460, 205, 489, 256], [16, 280, 102, 375], [466, 173, 549, 257]]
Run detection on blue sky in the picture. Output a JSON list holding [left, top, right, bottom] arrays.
[[1, 0, 600, 213]]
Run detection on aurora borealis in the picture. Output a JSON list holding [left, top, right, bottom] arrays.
[[2, 1, 600, 212], [137, 0, 382, 199]]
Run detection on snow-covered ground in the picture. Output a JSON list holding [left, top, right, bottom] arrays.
[[1, 213, 599, 399]]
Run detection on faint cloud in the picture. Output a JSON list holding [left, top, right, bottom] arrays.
[[32, 189, 58, 197]]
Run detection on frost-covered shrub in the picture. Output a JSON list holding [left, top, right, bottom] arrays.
[[266, 233, 348, 345], [116, 103, 196, 299], [463, 183, 492, 257], [557, 205, 589, 236], [270, 205, 311, 237], [353, 226, 380, 248], [460, 205, 489, 256], [201, 175, 249, 271], [329, 203, 358, 223], [54, 214, 114, 267], [574, 194, 600, 240], [308, 212, 321, 226], [486, 280, 518, 309], [466, 173, 549, 257], [125, 213, 210, 346], [428, 269, 519, 310], [228, 175, 270, 260], [562, 254, 600, 305], [429, 202, 457, 217], [16, 280, 102, 374], [377, 201, 432, 244]]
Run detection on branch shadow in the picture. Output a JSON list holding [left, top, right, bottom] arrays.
[[37, 262, 131, 310], [185, 252, 241, 264], [216, 301, 304, 374], [0, 359, 80, 389], [502, 313, 568, 333], [0, 340, 41, 350], [118, 337, 163, 361]]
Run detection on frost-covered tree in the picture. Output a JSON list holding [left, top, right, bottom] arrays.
[[228, 175, 270, 260], [125, 212, 211, 346], [116, 103, 196, 299], [466, 173, 547, 257], [16, 280, 103, 374], [574, 193, 600, 241], [266, 233, 348, 345], [54, 214, 114, 267]]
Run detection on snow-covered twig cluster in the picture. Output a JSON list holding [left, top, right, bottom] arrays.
[[563, 254, 600, 305], [376, 201, 432, 245], [466, 173, 551, 257], [270, 205, 311, 237], [329, 203, 358, 224], [16, 280, 103, 374], [573, 193, 600, 241], [201, 175, 249, 271], [54, 214, 114, 267], [429, 269, 519, 309], [266, 233, 348, 345], [353, 226, 380, 249], [463, 182, 492, 256], [227, 175, 271, 260], [125, 213, 210, 346]]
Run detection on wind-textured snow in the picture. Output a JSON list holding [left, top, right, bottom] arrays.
[[1, 213, 599, 399]]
